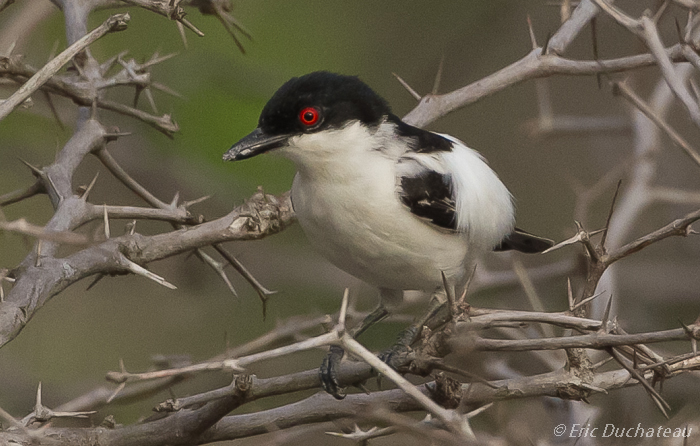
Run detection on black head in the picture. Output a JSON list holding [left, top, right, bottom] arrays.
[[224, 71, 391, 161], [260, 71, 391, 134]]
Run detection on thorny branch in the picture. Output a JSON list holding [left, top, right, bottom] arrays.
[[2, 300, 700, 444], [3, 0, 700, 444], [0, 12, 130, 120]]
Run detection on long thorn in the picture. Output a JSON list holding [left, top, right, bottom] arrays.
[[591, 17, 602, 89], [35, 240, 42, 267], [106, 382, 126, 403], [441, 271, 456, 320], [123, 258, 177, 289], [143, 52, 178, 68], [542, 31, 552, 55], [103, 205, 110, 239], [600, 294, 613, 332], [214, 245, 275, 297], [527, 14, 538, 49], [392, 72, 422, 101], [18, 158, 43, 176], [176, 21, 188, 48], [183, 195, 211, 208], [81, 172, 99, 200], [571, 290, 606, 312], [567, 277, 574, 311], [43, 91, 65, 130], [86, 274, 105, 291], [179, 17, 204, 37], [338, 288, 350, 333], [35, 381, 42, 408], [432, 55, 444, 95], [600, 179, 622, 250]]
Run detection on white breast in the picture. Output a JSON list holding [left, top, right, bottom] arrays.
[[277, 121, 502, 292]]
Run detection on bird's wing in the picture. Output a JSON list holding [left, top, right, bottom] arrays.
[[389, 116, 458, 231], [394, 123, 516, 249], [394, 123, 549, 253], [396, 156, 458, 231], [396, 152, 552, 253]]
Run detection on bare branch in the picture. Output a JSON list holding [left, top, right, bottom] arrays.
[[613, 80, 700, 169], [0, 218, 90, 244], [0, 189, 295, 348], [474, 324, 698, 352], [0, 181, 44, 206], [608, 207, 700, 263], [0, 13, 130, 120], [121, 0, 204, 36]]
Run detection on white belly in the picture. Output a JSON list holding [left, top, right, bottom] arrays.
[[291, 166, 471, 291]]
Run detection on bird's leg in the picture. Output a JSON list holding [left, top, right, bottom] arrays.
[[378, 293, 447, 371], [320, 288, 453, 399], [319, 302, 390, 399]]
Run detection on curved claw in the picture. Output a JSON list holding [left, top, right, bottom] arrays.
[[320, 342, 415, 398], [375, 344, 414, 391], [319, 345, 346, 399], [378, 343, 413, 373]]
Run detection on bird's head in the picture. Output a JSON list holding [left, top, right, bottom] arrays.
[[224, 71, 391, 162]]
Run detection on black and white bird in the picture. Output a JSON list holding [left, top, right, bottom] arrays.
[[224, 71, 551, 398]]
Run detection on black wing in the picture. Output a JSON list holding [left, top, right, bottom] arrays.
[[398, 166, 553, 251], [398, 166, 458, 231], [495, 228, 553, 253], [394, 120, 459, 231]]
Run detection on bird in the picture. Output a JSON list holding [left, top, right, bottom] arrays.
[[224, 71, 552, 398]]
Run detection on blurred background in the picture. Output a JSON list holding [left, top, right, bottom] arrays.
[[1, 1, 700, 444]]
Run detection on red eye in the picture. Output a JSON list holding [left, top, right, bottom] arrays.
[[299, 107, 320, 126]]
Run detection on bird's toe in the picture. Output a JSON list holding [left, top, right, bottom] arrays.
[[319, 345, 346, 399], [378, 343, 414, 373]]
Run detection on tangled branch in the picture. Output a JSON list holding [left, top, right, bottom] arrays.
[[2, 0, 700, 444]]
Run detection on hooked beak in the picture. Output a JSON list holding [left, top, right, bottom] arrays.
[[223, 128, 290, 161]]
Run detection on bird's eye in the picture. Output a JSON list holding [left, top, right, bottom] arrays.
[[299, 107, 321, 127]]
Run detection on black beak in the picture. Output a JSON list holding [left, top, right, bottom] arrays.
[[223, 128, 290, 161]]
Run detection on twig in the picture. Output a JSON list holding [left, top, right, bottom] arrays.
[[607, 207, 700, 263], [96, 148, 275, 301], [106, 291, 349, 385], [401, 1, 689, 127], [0, 181, 44, 206], [120, 0, 204, 36], [639, 14, 700, 130], [0, 0, 15, 14], [341, 336, 476, 441], [95, 148, 168, 207], [0, 218, 90, 244], [474, 325, 698, 351], [600, 179, 623, 250], [607, 347, 671, 418], [213, 244, 276, 304], [0, 13, 130, 120], [613, 80, 700, 169]]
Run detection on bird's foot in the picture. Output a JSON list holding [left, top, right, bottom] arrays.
[[319, 345, 346, 399], [320, 326, 428, 399], [319, 343, 414, 399], [377, 342, 414, 373], [376, 323, 422, 372]]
